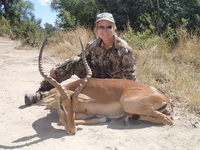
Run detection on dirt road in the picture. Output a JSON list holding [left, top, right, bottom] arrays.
[[0, 37, 199, 150]]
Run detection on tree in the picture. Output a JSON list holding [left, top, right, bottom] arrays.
[[44, 23, 56, 35], [0, 0, 45, 46], [51, 0, 98, 29], [0, 0, 34, 25], [50, 0, 200, 34]]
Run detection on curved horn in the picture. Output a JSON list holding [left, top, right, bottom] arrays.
[[38, 38, 68, 99], [72, 38, 92, 97], [80, 37, 92, 78]]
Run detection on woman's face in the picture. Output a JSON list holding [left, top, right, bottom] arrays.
[[96, 20, 115, 42]]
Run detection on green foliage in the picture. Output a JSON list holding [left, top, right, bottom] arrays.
[[0, 0, 34, 25], [135, 30, 160, 50], [120, 24, 136, 48], [120, 24, 160, 50], [57, 10, 76, 29], [13, 20, 44, 46], [51, 0, 98, 28], [0, 15, 10, 27], [44, 23, 56, 36], [50, 0, 200, 36], [1, 0, 199, 47], [0, 16, 12, 36], [0, 0, 47, 46], [163, 24, 178, 48]]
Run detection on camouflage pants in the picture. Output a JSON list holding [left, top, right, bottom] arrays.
[[37, 56, 86, 92]]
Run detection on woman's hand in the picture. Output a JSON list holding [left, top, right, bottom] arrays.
[[50, 68, 56, 78]]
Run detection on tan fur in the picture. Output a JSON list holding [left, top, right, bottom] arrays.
[[42, 78, 174, 134], [38, 38, 173, 135]]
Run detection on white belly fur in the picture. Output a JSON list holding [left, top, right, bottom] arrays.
[[82, 102, 123, 118]]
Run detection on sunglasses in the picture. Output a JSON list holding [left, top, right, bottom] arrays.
[[97, 25, 112, 30]]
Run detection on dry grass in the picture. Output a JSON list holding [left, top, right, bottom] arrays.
[[46, 26, 94, 61], [136, 29, 200, 113], [46, 27, 200, 113]]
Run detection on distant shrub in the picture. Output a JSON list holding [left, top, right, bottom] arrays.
[[13, 20, 45, 46], [120, 24, 160, 50], [119, 24, 136, 48], [163, 24, 178, 48], [0, 16, 12, 36]]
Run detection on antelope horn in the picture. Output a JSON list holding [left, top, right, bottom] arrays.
[[72, 38, 92, 97], [38, 38, 68, 100], [80, 37, 92, 78]]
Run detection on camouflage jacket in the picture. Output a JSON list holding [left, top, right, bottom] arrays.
[[39, 35, 136, 91], [84, 35, 136, 80], [54, 35, 136, 83]]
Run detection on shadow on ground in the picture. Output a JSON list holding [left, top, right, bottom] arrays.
[[0, 108, 160, 149], [0, 110, 69, 149]]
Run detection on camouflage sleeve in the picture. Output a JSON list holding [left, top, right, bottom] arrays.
[[112, 47, 136, 81], [39, 55, 84, 92], [38, 42, 93, 92], [121, 50, 136, 81], [53, 55, 82, 82], [54, 42, 93, 81]]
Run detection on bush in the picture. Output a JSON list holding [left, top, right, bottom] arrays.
[[0, 16, 13, 36], [163, 24, 178, 48], [12, 20, 45, 46], [120, 24, 161, 50]]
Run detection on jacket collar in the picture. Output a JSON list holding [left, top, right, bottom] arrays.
[[97, 34, 123, 49]]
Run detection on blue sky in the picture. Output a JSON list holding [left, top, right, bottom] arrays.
[[28, 0, 57, 26]]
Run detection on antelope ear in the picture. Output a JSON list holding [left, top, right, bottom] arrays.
[[39, 93, 57, 105], [78, 93, 96, 102]]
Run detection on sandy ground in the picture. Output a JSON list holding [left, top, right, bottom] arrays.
[[0, 37, 200, 150]]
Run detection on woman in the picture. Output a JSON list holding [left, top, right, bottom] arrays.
[[25, 12, 136, 106]]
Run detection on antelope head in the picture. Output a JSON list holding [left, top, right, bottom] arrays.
[[38, 38, 92, 134]]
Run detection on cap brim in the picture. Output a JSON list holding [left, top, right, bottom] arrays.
[[96, 18, 115, 23]]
